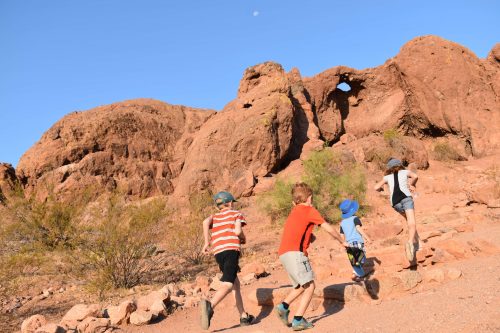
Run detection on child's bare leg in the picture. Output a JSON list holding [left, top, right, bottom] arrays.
[[210, 282, 233, 308], [404, 209, 417, 243], [231, 277, 245, 316], [295, 281, 315, 317], [283, 286, 304, 305]]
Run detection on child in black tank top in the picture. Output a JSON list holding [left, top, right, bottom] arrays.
[[374, 158, 420, 263]]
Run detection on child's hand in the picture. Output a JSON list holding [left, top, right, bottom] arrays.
[[310, 234, 316, 243], [201, 243, 211, 254], [239, 234, 246, 244]]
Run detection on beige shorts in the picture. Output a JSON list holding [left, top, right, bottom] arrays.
[[279, 251, 315, 288]]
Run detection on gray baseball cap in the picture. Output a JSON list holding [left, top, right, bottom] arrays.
[[387, 158, 402, 168]]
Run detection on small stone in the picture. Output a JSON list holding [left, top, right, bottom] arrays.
[[106, 300, 135, 325], [61, 303, 100, 324], [400, 270, 422, 290], [150, 299, 167, 318], [21, 314, 47, 333], [446, 268, 462, 280], [425, 268, 445, 283], [76, 317, 110, 333], [129, 310, 153, 326]]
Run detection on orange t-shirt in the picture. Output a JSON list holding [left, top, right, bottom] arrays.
[[278, 205, 325, 256]]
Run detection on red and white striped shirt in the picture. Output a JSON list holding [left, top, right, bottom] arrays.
[[209, 209, 247, 255]]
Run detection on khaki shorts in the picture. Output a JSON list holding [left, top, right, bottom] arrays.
[[279, 251, 315, 288]]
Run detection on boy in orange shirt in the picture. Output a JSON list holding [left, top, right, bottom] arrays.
[[275, 183, 344, 331]]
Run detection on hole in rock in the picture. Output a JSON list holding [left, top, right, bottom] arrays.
[[336, 82, 351, 92]]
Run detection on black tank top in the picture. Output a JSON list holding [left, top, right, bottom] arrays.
[[391, 171, 408, 206]]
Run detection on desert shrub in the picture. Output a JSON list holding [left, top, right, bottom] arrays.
[[383, 128, 401, 143], [257, 180, 294, 225], [76, 195, 168, 291], [166, 192, 215, 266], [0, 189, 81, 296], [259, 149, 366, 224], [6, 193, 78, 250], [303, 150, 366, 222], [433, 142, 463, 161], [366, 147, 394, 171]]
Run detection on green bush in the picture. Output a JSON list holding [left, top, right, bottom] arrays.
[[433, 142, 463, 161], [383, 128, 401, 143], [259, 149, 367, 224], [257, 180, 294, 225], [303, 150, 366, 222]]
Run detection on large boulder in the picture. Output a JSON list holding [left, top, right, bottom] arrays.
[[174, 62, 317, 198], [16, 99, 215, 200]]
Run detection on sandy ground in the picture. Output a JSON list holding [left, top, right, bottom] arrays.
[[7, 157, 500, 333], [125, 228, 500, 333], [124, 158, 500, 333]]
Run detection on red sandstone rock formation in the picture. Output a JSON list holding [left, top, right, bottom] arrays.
[[0, 163, 17, 202], [173, 62, 318, 198], [16, 99, 215, 200], [304, 36, 499, 156], [14, 36, 499, 201]]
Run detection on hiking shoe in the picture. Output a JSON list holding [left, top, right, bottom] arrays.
[[405, 241, 415, 261], [275, 303, 290, 326], [239, 313, 255, 326], [292, 318, 313, 331], [200, 299, 214, 330]]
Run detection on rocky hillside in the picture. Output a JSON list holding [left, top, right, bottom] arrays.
[[3, 35, 498, 202]]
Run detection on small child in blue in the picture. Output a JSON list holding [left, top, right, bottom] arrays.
[[339, 199, 371, 282]]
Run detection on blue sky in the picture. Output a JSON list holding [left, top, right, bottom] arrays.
[[0, 0, 498, 166]]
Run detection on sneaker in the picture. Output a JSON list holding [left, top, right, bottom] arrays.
[[200, 299, 214, 330], [405, 241, 415, 261], [240, 313, 255, 326], [275, 303, 290, 327], [292, 318, 313, 331]]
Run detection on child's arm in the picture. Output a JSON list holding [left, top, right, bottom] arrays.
[[339, 232, 349, 249], [374, 178, 387, 192], [234, 221, 247, 244], [407, 171, 419, 191], [201, 216, 212, 254], [320, 222, 346, 247]]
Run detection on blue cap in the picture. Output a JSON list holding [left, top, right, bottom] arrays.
[[339, 199, 359, 218], [213, 191, 237, 206], [387, 158, 402, 169]]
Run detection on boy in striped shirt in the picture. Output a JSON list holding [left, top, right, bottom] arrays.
[[199, 191, 254, 330]]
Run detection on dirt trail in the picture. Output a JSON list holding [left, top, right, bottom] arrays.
[[125, 158, 500, 333]]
